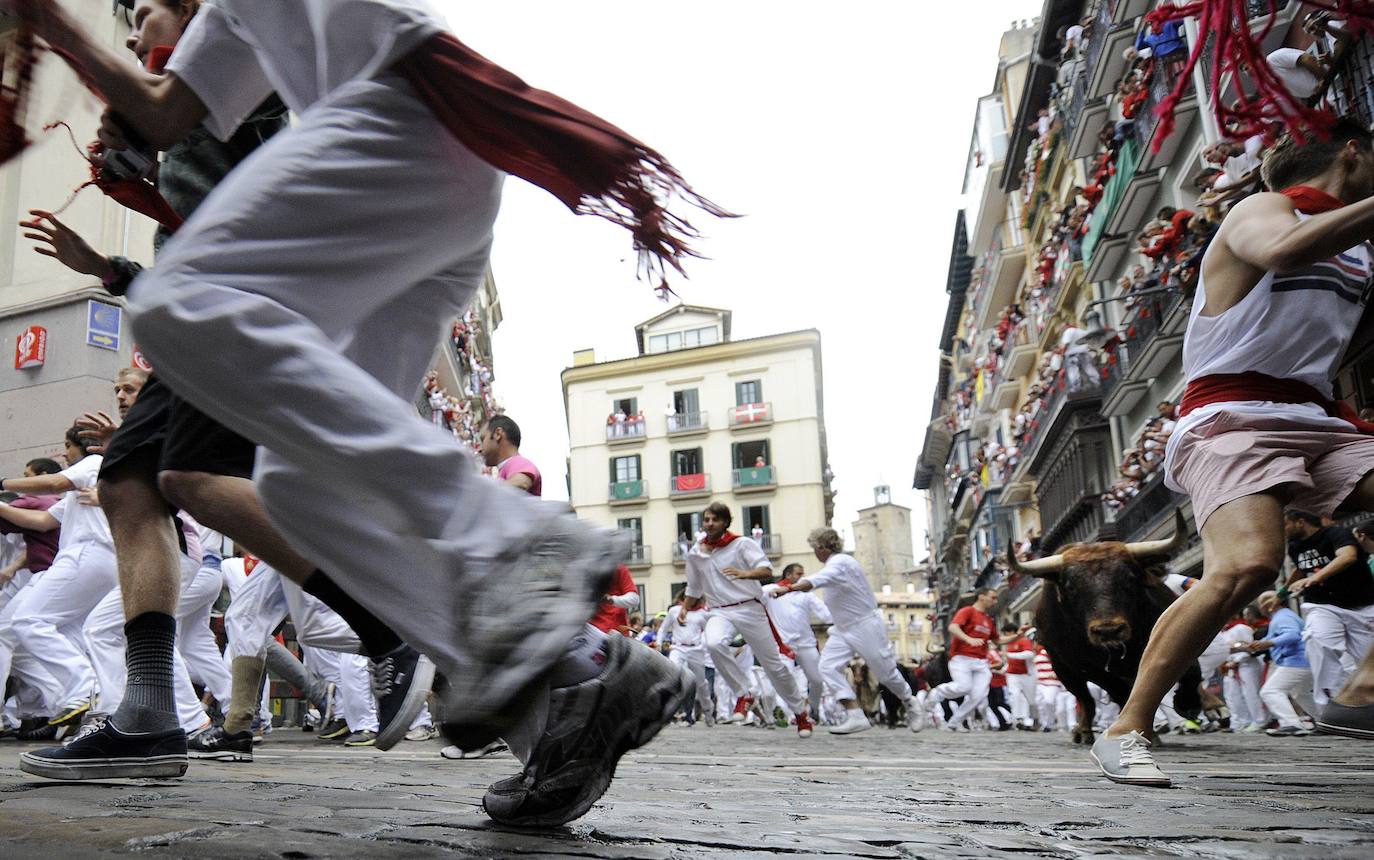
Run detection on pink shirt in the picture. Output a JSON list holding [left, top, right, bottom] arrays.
[[498, 454, 542, 497]]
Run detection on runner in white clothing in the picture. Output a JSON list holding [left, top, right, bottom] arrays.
[[764, 563, 833, 722], [656, 596, 714, 726], [682, 502, 813, 738], [773, 529, 921, 735]]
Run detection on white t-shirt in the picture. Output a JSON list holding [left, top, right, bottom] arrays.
[[1267, 47, 1323, 99], [49, 455, 111, 549], [167, 0, 449, 141], [1222, 134, 1264, 186], [685, 536, 772, 606], [801, 553, 879, 628], [763, 586, 832, 646], [659, 606, 708, 649]]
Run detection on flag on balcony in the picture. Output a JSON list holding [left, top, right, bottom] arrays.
[[674, 474, 706, 492], [733, 403, 770, 424]]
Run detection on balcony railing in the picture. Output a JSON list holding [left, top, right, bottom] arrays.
[[1317, 30, 1374, 130], [758, 533, 782, 556], [672, 542, 690, 564], [1114, 473, 1183, 542], [1017, 361, 1103, 469], [1101, 289, 1185, 404], [605, 421, 647, 443], [669, 473, 710, 497], [1133, 57, 1187, 159], [729, 402, 772, 428], [626, 544, 651, 568], [608, 479, 647, 503], [666, 411, 708, 435], [732, 465, 776, 492]]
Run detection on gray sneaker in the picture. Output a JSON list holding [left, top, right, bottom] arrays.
[[1316, 701, 1374, 739], [440, 519, 623, 751], [481, 633, 690, 827], [1265, 725, 1312, 737], [1090, 730, 1171, 787]]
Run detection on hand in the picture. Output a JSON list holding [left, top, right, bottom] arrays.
[[20, 211, 115, 279], [722, 566, 749, 580], [96, 108, 133, 153], [0, 567, 15, 587], [1289, 577, 1314, 596], [967, 637, 986, 648], [75, 411, 118, 454], [677, 610, 688, 624], [77, 486, 101, 507]]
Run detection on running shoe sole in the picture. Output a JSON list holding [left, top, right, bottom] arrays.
[[188, 749, 252, 762], [374, 654, 436, 752], [19, 751, 187, 780], [1089, 749, 1171, 787], [1316, 720, 1374, 739]]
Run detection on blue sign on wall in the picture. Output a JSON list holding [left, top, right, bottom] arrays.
[[87, 301, 121, 351]]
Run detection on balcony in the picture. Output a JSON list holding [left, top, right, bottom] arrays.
[[666, 411, 708, 437], [732, 465, 777, 494], [1134, 60, 1197, 174], [1003, 322, 1038, 381], [1318, 29, 1374, 130], [672, 542, 689, 565], [1018, 362, 1104, 475], [974, 236, 1028, 330], [729, 402, 772, 429], [1113, 473, 1184, 543], [608, 479, 647, 506], [1064, 66, 1109, 161], [669, 473, 711, 499], [626, 543, 652, 569], [1084, 0, 1139, 100], [606, 421, 646, 445], [759, 533, 782, 557], [1100, 290, 1187, 418]]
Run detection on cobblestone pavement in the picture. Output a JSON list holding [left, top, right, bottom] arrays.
[[2, 723, 1374, 858]]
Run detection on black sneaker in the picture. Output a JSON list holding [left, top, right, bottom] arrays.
[[187, 725, 253, 762], [369, 644, 435, 752], [17, 722, 59, 742], [481, 633, 690, 827], [19, 721, 187, 780], [317, 719, 349, 741], [343, 730, 377, 747], [1316, 701, 1374, 739]]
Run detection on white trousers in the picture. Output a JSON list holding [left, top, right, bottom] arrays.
[[179, 557, 231, 705], [1222, 662, 1267, 727], [791, 641, 826, 716], [9, 542, 116, 710], [1301, 602, 1374, 707], [933, 654, 993, 727], [1007, 673, 1037, 726], [307, 647, 378, 733], [819, 615, 912, 703], [1036, 683, 1074, 729], [668, 645, 713, 720], [126, 72, 577, 701], [0, 570, 61, 723], [703, 603, 805, 713], [224, 562, 361, 661], [1261, 665, 1317, 728]]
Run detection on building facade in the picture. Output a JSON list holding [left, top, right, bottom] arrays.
[[851, 485, 916, 593], [561, 305, 834, 612], [916, 0, 1374, 635]]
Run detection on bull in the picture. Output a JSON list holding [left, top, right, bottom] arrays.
[[1007, 510, 1203, 744]]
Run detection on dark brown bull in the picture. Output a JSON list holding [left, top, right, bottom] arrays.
[[1007, 510, 1202, 744]]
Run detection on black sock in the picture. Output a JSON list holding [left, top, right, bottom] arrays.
[[301, 570, 402, 658], [112, 611, 179, 734]]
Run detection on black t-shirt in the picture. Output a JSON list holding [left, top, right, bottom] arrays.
[[1287, 526, 1374, 609]]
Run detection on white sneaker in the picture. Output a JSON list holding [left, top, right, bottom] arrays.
[[828, 709, 872, 735], [905, 698, 924, 733], [1241, 723, 1263, 734], [1091, 731, 1171, 787]]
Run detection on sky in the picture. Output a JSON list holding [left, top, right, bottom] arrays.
[[439, 0, 1045, 554]]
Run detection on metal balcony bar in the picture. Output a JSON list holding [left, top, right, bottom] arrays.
[[732, 465, 776, 490], [605, 421, 647, 442], [666, 411, 708, 434], [626, 544, 651, 567], [608, 479, 647, 502]]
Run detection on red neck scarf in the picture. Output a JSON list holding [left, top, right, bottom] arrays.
[[1282, 185, 1346, 215], [702, 531, 739, 549]]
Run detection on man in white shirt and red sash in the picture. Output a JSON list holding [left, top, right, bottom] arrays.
[[1093, 118, 1374, 787]]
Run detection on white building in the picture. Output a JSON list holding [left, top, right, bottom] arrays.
[[561, 305, 835, 611]]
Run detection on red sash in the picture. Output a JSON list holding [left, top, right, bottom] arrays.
[[1180, 371, 1374, 435]]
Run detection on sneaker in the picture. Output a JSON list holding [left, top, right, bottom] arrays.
[[64, 714, 109, 747], [369, 645, 435, 752], [438, 519, 623, 753], [47, 700, 90, 728], [187, 725, 253, 762], [1090, 730, 1171, 787], [317, 718, 350, 741], [1316, 701, 1374, 739], [405, 725, 440, 742], [19, 721, 187, 780], [1241, 723, 1264, 734], [796, 712, 814, 738], [730, 695, 753, 724], [905, 697, 924, 733], [440, 740, 509, 759], [829, 709, 871, 735], [481, 633, 688, 828], [1179, 719, 1201, 734], [344, 730, 377, 747], [16, 722, 59, 742], [1265, 725, 1311, 737]]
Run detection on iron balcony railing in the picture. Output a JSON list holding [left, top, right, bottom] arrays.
[[608, 479, 647, 502], [732, 465, 776, 490], [666, 411, 708, 434], [606, 420, 647, 442], [1101, 289, 1184, 402]]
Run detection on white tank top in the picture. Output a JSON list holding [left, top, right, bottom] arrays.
[[1164, 214, 1374, 490]]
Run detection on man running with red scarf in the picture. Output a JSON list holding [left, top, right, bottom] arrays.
[[1093, 117, 1374, 786]]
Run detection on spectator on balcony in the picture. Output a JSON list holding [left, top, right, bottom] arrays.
[[479, 415, 541, 497], [754, 455, 767, 468], [1302, 11, 1354, 63], [751, 524, 765, 542], [1266, 46, 1330, 100], [611, 407, 627, 438], [1060, 320, 1096, 392], [1204, 136, 1265, 192]]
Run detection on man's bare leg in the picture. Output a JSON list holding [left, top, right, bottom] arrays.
[[1106, 494, 1287, 738]]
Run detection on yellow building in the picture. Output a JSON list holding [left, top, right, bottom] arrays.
[[561, 305, 834, 612], [875, 579, 936, 663]]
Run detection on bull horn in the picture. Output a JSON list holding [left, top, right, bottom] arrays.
[[1124, 509, 1189, 560], [1006, 547, 1064, 578]]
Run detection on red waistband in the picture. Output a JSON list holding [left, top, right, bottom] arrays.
[[1180, 372, 1374, 435]]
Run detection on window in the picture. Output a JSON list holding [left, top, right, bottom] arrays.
[[676, 511, 703, 540], [732, 439, 770, 468], [610, 455, 641, 483], [672, 388, 700, 415], [647, 333, 677, 353], [611, 396, 637, 417], [671, 448, 703, 477], [670, 581, 688, 602], [742, 505, 770, 535], [681, 326, 718, 348], [648, 327, 718, 354], [617, 517, 643, 545], [735, 379, 763, 406]]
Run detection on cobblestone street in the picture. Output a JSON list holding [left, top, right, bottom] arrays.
[[2, 723, 1374, 858]]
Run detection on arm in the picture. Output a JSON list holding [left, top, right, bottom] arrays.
[[19, 211, 118, 280], [22, 4, 206, 151], [504, 473, 535, 492], [0, 549, 25, 587], [1291, 545, 1361, 595], [682, 555, 706, 617], [0, 504, 59, 533], [1223, 192, 1374, 273], [948, 622, 985, 648], [0, 474, 75, 495]]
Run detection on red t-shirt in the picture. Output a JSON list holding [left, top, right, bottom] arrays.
[[1003, 636, 1036, 674], [988, 648, 1007, 687], [589, 564, 637, 633], [949, 605, 994, 659]]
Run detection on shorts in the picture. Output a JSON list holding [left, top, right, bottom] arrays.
[[100, 374, 257, 482], [1168, 411, 1374, 529]]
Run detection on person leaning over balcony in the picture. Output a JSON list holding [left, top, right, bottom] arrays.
[[1092, 119, 1374, 785]]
